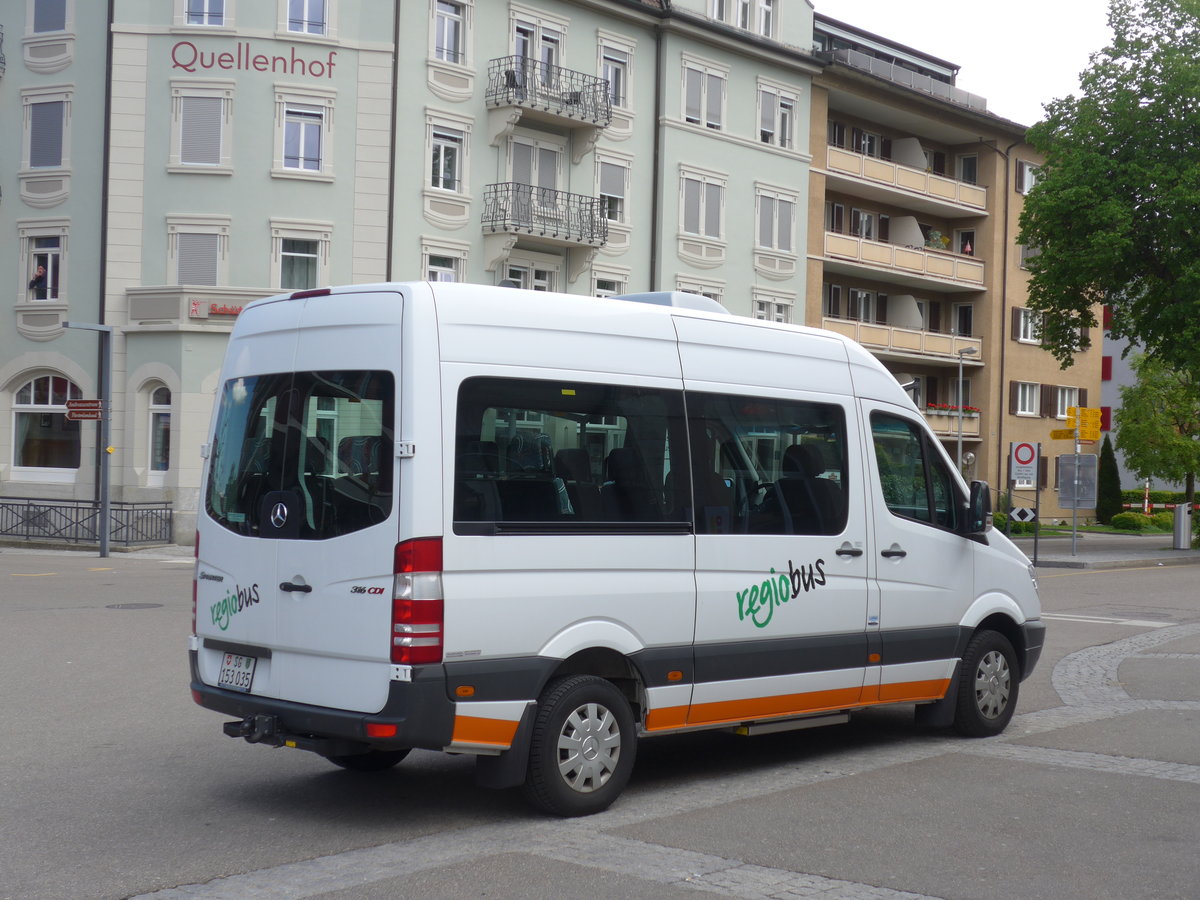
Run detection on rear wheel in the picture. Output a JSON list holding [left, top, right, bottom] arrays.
[[954, 630, 1019, 737], [326, 748, 411, 772], [523, 675, 636, 817]]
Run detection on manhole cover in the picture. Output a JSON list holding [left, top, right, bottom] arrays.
[[105, 603, 164, 610]]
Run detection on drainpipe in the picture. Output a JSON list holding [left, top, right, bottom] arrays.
[[649, 19, 664, 291], [385, 5, 400, 281], [992, 138, 1022, 493]]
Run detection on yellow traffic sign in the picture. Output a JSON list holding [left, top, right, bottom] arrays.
[[1050, 428, 1076, 440], [1079, 426, 1101, 440], [1079, 409, 1102, 425], [1063, 416, 1077, 429]]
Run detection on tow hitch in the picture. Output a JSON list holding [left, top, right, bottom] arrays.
[[224, 714, 285, 746]]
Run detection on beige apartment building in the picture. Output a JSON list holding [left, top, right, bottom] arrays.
[[806, 14, 1100, 521]]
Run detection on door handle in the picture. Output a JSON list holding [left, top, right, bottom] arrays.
[[880, 548, 907, 559], [836, 546, 864, 557], [279, 581, 312, 593]]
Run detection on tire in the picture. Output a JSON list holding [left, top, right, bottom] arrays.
[[522, 675, 637, 817], [953, 630, 1019, 737], [326, 748, 411, 772]]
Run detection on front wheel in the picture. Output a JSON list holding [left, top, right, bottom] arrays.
[[953, 630, 1019, 737], [522, 675, 636, 817], [326, 748, 411, 772]]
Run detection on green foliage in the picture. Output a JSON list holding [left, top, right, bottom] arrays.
[[1151, 512, 1174, 529], [1114, 355, 1200, 504], [1017, 0, 1200, 378], [992, 512, 1036, 534], [1120, 489, 1191, 504], [1096, 434, 1124, 524], [1110, 512, 1149, 531]]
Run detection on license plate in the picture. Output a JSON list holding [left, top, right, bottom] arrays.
[[217, 652, 256, 693]]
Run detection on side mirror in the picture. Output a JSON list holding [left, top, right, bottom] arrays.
[[965, 480, 991, 536]]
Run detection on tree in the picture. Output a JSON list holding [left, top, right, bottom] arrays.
[[1017, 0, 1200, 376], [1114, 354, 1200, 504], [1096, 434, 1124, 523]]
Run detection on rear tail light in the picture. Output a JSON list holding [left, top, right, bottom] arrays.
[[392, 538, 443, 665], [191, 532, 199, 634]]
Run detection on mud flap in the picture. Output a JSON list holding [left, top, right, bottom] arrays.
[[913, 661, 961, 729], [474, 704, 536, 790]]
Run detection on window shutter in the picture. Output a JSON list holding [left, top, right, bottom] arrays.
[[928, 379, 938, 405], [1009, 381, 1018, 415], [29, 102, 65, 167], [760, 91, 775, 135], [1015, 161, 1026, 193], [706, 73, 723, 127], [685, 68, 702, 122], [1039, 456, 1048, 490], [180, 97, 223, 165], [177, 233, 219, 285], [704, 182, 722, 237], [1079, 388, 1088, 408], [1040, 386, 1055, 418], [683, 179, 700, 233], [1011, 307, 1022, 340], [879, 215, 890, 242], [600, 162, 624, 199], [876, 294, 888, 324]]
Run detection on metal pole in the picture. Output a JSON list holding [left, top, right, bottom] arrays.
[[956, 352, 964, 469], [1071, 434, 1080, 557], [63, 322, 114, 557]]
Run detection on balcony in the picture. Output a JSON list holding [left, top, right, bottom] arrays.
[[923, 407, 981, 439], [482, 182, 609, 279], [821, 316, 981, 365], [823, 231, 985, 292], [826, 146, 986, 217], [818, 48, 987, 112], [485, 56, 611, 161]]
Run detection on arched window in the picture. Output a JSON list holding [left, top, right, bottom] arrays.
[[149, 385, 172, 472], [13, 375, 82, 470]]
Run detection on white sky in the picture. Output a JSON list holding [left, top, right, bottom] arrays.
[[820, 0, 1114, 126]]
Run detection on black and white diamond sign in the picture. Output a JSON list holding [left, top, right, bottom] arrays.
[[1011, 507, 1037, 523]]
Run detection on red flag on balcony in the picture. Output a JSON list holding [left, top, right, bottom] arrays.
[[963, 241, 973, 255]]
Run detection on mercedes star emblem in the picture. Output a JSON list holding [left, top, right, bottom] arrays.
[[270, 502, 288, 528]]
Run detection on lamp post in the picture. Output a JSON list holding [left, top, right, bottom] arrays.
[[956, 346, 978, 470]]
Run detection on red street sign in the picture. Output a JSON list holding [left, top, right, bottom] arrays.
[[65, 408, 105, 421], [66, 399, 104, 410]]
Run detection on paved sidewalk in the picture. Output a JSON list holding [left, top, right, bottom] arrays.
[[1011, 530, 1200, 569]]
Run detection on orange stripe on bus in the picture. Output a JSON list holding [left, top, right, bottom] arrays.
[[642, 679, 951, 733], [451, 715, 519, 747]]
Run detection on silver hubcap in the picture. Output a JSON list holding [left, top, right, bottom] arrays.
[[557, 701, 621, 793], [974, 649, 1011, 719]]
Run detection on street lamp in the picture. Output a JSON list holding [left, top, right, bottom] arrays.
[[956, 346, 978, 470]]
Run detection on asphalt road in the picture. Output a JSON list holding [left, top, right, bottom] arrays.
[[1, 547, 1197, 900]]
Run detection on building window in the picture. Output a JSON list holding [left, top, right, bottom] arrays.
[[1015, 382, 1040, 416], [426, 254, 459, 282], [505, 261, 556, 291], [170, 82, 233, 173], [757, 0, 774, 36], [594, 274, 626, 297], [853, 127, 884, 158], [13, 375, 82, 471], [27, 236, 62, 301], [958, 154, 978, 185], [167, 215, 230, 286], [271, 219, 331, 290], [847, 288, 875, 323], [1017, 308, 1042, 343], [280, 239, 319, 289], [149, 386, 172, 473], [754, 294, 791, 323], [683, 63, 725, 130], [602, 45, 628, 107], [185, 0, 225, 25], [956, 229, 975, 255], [512, 9, 567, 77], [287, 0, 326, 35], [711, 0, 774, 36], [598, 160, 627, 223], [758, 86, 795, 148], [757, 190, 795, 253], [822, 282, 842, 318], [1016, 160, 1040, 194], [431, 127, 464, 191], [27, 99, 65, 169], [828, 120, 846, 149], [681, 172, 724, 238], [953, 303, 973, 337], [272, 88, 335, 180], [677, 278, 724, 305], [283, 106, 322, 170], [1056, 386, 1080, 419], [435, 0, 465, 62]]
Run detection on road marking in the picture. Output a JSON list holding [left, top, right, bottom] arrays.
[[9, 572, 56, 577], [1043, 613, 1172, 628], [89, 567, 114, 572]]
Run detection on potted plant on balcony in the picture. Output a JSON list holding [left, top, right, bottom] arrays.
[[924, 230, 951, 250]]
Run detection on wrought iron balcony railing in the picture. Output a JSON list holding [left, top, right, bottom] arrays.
[[486, 55, 612, 127], [482, 182, 608, 247]]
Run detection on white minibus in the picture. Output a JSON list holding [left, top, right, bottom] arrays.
[[190, 282, 1044, 816]]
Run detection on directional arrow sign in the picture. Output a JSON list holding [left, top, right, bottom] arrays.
[[66, 408, 105, 421], [66, 399, 104, 411], [1079, 426, 1101, 440], [1050, 428, 1077, 440], [1078, 407, 1103, 424], [1011, 507, 1037, 523]]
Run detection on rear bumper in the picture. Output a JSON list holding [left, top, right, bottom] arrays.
[[189, 650, 456, 753]]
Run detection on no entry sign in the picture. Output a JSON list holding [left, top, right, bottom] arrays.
[[1010, 441, 1038, 484]]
